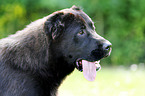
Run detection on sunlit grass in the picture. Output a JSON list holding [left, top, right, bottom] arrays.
[[58, 67, 145, 96]]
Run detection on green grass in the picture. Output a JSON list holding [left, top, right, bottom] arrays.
[[58, 67, 145, 96]]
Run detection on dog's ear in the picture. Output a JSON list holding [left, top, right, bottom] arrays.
[[44, 12, 76, 42], [44, 12, 65, 41]]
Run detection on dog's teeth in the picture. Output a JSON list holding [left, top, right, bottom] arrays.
[[95, 60, 100, 64], [95, 64, 101, 71]]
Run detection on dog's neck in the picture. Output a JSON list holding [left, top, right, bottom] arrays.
[[33, 55, 75, 96]]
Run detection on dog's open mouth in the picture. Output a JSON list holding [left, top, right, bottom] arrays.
[[76, 59, 101, 81]]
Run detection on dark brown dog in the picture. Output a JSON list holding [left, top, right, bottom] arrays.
[[0, 6, 112, 96]]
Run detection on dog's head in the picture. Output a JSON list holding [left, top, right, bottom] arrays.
[[44, 6, 112, 81]]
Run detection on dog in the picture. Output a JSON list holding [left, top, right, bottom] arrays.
[[0, 6, 112, 96]]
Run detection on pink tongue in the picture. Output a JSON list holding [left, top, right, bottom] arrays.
[[82, 60, 96, 81]]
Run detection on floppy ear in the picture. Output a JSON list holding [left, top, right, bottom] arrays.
[[44, 12, 65, 41]]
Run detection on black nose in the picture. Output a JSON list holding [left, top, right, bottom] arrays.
[[103, 41, 112, 52], [102, 41, 112, 58], [90, 41, 112, 61]]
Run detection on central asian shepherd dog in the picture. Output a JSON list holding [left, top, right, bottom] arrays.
[[0, 6, 112, 96]]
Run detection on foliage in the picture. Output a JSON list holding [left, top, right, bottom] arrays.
[[0, 0, 145, 66]]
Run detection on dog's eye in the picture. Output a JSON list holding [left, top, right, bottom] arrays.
[[78, 30, 85, 35]]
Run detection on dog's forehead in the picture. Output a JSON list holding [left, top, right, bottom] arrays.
[[61, 8, 94, 27]]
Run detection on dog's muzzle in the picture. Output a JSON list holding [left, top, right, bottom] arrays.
[[91, 41, 112, 61], [75, 41, 112, 81]]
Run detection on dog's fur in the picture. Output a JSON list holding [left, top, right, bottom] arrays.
[[0, 6, 111, 96]]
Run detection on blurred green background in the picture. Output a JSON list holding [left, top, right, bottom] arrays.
[[0, 0, 145, 96], [0, 0, 145, 66]]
